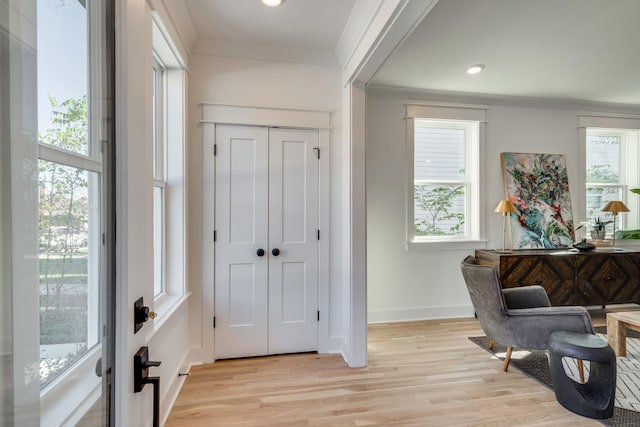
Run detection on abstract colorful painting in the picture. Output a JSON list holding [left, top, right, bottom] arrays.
[[501, 152, 575, 248]]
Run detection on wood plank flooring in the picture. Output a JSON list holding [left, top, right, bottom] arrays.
[[165, 316, 611, 426]]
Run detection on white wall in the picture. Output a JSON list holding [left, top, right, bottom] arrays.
[[186, 52, 347, 360], [366, 89, 640, 323]]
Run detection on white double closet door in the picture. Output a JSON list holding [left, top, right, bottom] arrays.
[[214, 125, 319, 359]]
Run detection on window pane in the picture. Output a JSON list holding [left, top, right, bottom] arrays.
[[38, 161, 98, 388], [586, 186, 622, 226], [153, 186, 164, 296], [414, 184, 466, 237], [37, 0, 88, 156], [586, 134, 621, 183], [152, 67, 158, 178], [152, 59, 165, 182], [414, 126, 466, 181]]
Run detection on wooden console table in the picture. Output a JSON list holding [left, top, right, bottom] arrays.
[[475, 249, 640, 306]]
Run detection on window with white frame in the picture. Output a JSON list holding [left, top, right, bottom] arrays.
[[36, 1, 103, 394], [152, 54, 166, 297], [151, 17, 187, 310], [585, 127, 640, 234], [406, 104, 486, 247]]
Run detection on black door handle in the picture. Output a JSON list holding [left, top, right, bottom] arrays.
[[257, 249, 265, 257], [134, 346, 162, 427], [272, 248, 280, 256]]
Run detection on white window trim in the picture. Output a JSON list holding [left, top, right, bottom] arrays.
[[150, 15, 187, 323], [405, 103, 487, 250]]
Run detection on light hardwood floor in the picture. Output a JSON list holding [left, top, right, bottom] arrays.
[[165, 315, 616, 426]]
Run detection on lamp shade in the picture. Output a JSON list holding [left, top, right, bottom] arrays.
[[602, 201, 630, 214], [494, 200, 517, 214]]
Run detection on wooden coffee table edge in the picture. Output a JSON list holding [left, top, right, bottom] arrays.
[[606, 311, 640, 357]]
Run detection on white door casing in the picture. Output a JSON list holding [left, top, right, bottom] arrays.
[[214, 125, 319, 359], [199, 103, 331, 365]]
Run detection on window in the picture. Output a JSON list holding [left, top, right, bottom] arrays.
[[152, 54, 166, 297], [406, 104, 486, 248], [585, 127, 640, 232], [151, 17, 187, 313], [37, 2, 102, 391], [414, 119, 473, 238]]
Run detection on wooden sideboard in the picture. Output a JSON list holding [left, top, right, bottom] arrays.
[[475, 249, 640, 307]]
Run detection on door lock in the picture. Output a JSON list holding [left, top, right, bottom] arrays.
[[134, 297, 157, 333]]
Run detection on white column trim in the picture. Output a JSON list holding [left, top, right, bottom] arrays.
[[348, 82, 367, 367], [341, 0, 438, 86]]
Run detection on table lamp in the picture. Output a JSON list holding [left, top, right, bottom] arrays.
[[602, 201, 629, 249], [494, 200, 517, 252]]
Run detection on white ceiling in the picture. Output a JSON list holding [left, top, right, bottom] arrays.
[[181, 0, 640, 106], [371, 0, 640, 106], [183, 0, 356, 51]]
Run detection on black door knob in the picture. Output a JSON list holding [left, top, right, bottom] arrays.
[[272, 248, 280, 256], [257, 249, 265, 257]]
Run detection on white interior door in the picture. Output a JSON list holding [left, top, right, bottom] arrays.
[[268, 128, 319, 354], [214, 125, 270, 359], [214, 125, 318, 359]]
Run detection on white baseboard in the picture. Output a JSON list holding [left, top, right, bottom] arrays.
[[185, 347, 214, 366], [161, 353, 205, 427], [325, 335, 350, 366], [367, 305, 475, 324]]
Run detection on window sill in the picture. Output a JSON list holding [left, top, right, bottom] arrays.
[[41, 344, 101, 426], [406, 239, 488, 252]]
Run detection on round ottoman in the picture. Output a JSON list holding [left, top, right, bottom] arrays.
[[547, 331, 616, 419]]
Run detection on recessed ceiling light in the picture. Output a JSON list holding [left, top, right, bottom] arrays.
[[466, 64, 485, 75], [262, 0, 284, 6]]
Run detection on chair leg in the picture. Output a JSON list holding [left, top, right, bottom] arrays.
[[577, 359, 585, 384], [488, 339, 495, 350], [503, 346, 513, 372]]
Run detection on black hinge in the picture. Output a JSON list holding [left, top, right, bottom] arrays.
[[313, 147, 320, 159], [317, 229, 320, 240], [214, 144, 217, 156], [214, 230, 217, 242], [213, 317, 216, 328], [317, 311, 320, 322]]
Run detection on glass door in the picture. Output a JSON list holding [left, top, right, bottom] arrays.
[[1, 0, 115, 425]]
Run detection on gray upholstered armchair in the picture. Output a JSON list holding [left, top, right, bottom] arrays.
[[461, 255, 595, 372]]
